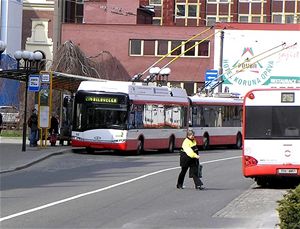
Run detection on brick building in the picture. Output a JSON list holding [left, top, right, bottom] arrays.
[[58, 1, 298, 94], [23, 0, 299, 95]]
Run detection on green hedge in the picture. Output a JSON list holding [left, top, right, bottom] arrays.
[[277, 184, 300, 229], [0, 130, 23, 137]]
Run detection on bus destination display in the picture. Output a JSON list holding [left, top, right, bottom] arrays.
[[85, 96, 118, 104], [281, 92, 294, 103]]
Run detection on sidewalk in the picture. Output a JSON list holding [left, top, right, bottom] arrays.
[[0, 137, 72, 173]]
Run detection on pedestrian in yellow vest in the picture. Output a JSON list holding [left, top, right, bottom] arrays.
[[177, 129, 204, 190]]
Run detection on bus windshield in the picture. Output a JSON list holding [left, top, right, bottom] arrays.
[[245, 106, 300, 139], [73, 92, 128, 131]]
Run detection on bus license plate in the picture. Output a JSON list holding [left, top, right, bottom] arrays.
[[277, 169, 298, 174]]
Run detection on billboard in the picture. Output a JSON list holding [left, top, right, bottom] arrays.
[[214, 27, 300, 96]]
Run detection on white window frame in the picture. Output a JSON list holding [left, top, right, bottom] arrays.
[[149, 0, 162, 5], [175, 3, 199, 19], [207, 0, 230, 3], [176, 3, 186, 18], [129, 40, 143, 56], [187, 4, 198, 18]]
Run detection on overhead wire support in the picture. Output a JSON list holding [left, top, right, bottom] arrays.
[[208, 42, 297, 92], [131, 26, 215, 82]]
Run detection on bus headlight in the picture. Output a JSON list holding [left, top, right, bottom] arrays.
[[72, 136, 82, 141]]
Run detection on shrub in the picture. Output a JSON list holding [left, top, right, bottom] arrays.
[[0, 129, 23, 137], [277, 184, 300, 229]]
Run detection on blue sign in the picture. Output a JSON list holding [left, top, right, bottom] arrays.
[[205, 69, 218, 82], [205, 70, 219, 88], [28, 74, 40, 92]]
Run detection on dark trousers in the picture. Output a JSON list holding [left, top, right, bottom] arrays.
[[177, 166, 203, 187]]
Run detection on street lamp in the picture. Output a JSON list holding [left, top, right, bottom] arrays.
[[13, 50, 43, 152], [144, 67, 161, 84], [158, 67, 171, 86], [0, 40, 7, 67]]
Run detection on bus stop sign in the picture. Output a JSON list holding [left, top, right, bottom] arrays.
[[28, 74, 40, 92]]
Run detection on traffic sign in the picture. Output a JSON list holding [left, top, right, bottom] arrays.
[[205, 69, 218, 82], [28, 74, 40, 92], [205, 70, 218, 88]]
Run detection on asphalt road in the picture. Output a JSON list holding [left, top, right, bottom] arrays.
[[0, 149, 286, 228]]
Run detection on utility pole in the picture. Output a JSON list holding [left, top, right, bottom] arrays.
[[218, 31, 224, 93]]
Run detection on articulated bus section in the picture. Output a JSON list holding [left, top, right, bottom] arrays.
[[189, 94, 243, 150]]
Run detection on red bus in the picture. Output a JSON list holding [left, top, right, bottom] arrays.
[[72, 80, 189, 154], [189, 94, 243, 150], [243, 88, 300, 186]]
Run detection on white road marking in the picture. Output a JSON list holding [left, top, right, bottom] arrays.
[[0, 156, 240, 222]]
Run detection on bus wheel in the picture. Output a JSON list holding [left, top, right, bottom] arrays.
[[203, 135, 209, 150], [168, 137, 175, 153], [86, 147, 95, 154], [236, 133, 242, 149], [256, 177, 268, 187], [136, 140, 144, 155]]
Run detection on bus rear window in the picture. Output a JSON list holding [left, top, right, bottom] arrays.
[[245, 106, 300, 139]]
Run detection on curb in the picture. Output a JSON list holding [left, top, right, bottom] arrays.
[[0, 150, 69, 174]]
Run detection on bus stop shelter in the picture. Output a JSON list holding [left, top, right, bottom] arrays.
[[0, 69, 106, 151], [0, 70, 105, 93]]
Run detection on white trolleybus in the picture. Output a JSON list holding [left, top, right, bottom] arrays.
[[71, 81, 189, 154], [189, 94, 243, 150], [243, 88, 300, 186]]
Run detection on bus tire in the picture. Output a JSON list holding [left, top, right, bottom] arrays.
[[168, 137, 175, 153], [256, 177, 268, 187], [202, 135, 209, 150], [86, 147, 95, 154], [236, 133, 242, 149], [136, 139, 144, 155]]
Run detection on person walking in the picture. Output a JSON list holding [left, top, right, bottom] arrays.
[[28, 109, 39, 147], [49, 114, 59, 146], [176, 129, 204, 190]]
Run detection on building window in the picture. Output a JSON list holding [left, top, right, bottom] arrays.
[[188, 5, 197, 17], [285, 14, 294, 23], [207, 0, 230, 2], [129, 39, 210, 58], [176, 4, 186, 17], [206, 15, 230, 26], [272, 0, 299, 24], [198, 41, 209, 56], [157, 40, 169, 55], [144, 40, 155, 56], [130, 40, 142, 56], [238, 0, 267, 23], [239, 0, 264, 2], [153, 18, 162, 25], [273, 14, 282, 23], [239, 15, 249, 22], [64, 0, 84, 23], [206, 16, 217, 26], [170, 41, 182, 56], [219, 16, 231, 22], [149, 0, 163, 25], [150, 0, 162, 5], [184, 41, 196, 56], [176, 3, 199, 18], [206, 0, 232, 26]]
